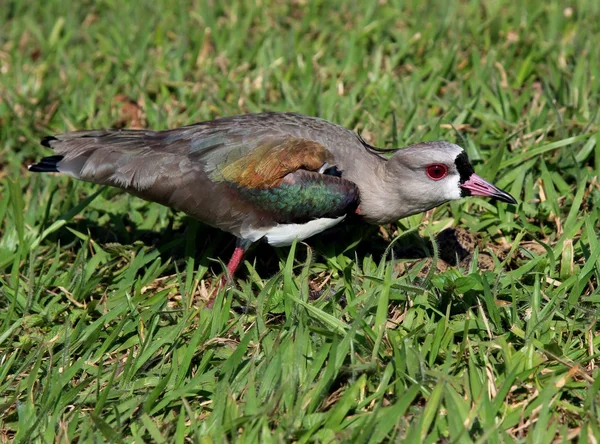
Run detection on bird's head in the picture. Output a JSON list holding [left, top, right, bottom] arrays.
[[364, 141, 516, 223]]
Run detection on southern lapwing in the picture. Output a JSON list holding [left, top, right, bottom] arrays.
[[29, 112, 516, 291]]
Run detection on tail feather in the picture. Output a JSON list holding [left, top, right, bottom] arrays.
[[30, 130, 150, 179], [40, 135, 58, 148], [28, 155, 64, 173], [29, 128, 202, 189]]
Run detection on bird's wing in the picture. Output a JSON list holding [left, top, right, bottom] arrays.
[[31, 126, 360, 227], [201, 133, 360, 223]]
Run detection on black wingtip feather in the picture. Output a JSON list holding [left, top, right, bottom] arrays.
[[41, 135, 58, 148], [28, 155, 64, 173]]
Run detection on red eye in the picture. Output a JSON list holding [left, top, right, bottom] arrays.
[[426, 164, 448, 180]]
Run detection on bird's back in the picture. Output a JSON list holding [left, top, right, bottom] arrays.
[[32, 112, 379, 239]]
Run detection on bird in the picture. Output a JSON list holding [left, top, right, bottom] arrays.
[[29, 112, 516, 292]]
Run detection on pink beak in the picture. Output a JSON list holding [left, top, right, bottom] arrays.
[[460, 174, 517, 204]]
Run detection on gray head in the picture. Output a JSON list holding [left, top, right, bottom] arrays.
[[359, 141, 516, 224]]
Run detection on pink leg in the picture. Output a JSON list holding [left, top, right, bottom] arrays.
[[226, 246, 245, 278], [206, 242, 248, 307]]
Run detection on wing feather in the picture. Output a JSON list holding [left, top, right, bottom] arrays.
[[31, 122, 360, 237]]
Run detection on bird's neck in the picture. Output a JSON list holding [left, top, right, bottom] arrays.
[[356, 163, 432, 225], [355, 163, 401, 224]]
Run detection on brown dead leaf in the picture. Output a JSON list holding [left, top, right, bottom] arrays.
[[113, 94, 146, 129]]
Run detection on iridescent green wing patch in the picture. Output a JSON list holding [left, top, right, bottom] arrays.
[[236, 170, 360, 224]]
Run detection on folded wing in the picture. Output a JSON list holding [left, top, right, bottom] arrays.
[[30, 124, 360, 238]]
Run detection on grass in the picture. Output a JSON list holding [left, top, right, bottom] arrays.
[[1, 0, 600, 441]]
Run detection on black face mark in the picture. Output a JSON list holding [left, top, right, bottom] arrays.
[[454, 151, 474, 197], [455, 151, 474, 183]]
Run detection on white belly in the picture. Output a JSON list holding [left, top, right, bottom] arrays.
[[241, 215, 346, 247]]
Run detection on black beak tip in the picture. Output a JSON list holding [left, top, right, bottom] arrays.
[[495, 192, 518, 205]]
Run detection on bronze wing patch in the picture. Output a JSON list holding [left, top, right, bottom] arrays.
[[210, 137, 334, 189]]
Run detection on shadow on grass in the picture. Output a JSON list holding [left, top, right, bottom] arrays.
[[47, 213, 463, 279]]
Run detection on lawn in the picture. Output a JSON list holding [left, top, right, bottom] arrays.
[[1, 0, 600, 441]]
